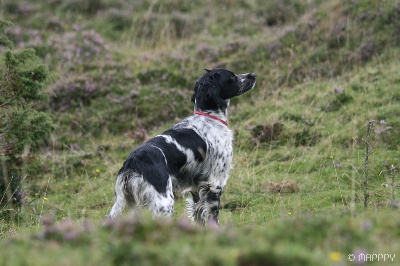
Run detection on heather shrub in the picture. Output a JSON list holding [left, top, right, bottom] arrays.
[[4, 25, 44, 53], [56, 0, 104, 15], [375, 118, 400, 150], [49, 76, 99, 111], [251, 121, 285, 145], [320, 86, 353, 112], [104, 8, 133, 32], [46, 26, 128, 114], [257, 0, 309, 27], [47, 25, 111, 72], [129, 12, 204, 45], [1, 0, 35, 17], [101, 214, 321, 265]]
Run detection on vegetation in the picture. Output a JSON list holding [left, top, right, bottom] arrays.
[[0, 20, 53, 221], [0, 0, 399, 265]]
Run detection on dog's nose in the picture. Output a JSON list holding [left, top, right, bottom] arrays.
[[247, 73, 256, 80]]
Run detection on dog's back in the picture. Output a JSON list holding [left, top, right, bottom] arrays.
[[109, 116, 232, 218]]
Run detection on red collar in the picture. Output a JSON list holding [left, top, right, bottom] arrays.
[[194, 111, 228, 126]]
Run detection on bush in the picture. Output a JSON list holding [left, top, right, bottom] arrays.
[[0, 20, 54, 216]]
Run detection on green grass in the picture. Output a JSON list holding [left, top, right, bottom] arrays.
[[1, 0, 400, 265]]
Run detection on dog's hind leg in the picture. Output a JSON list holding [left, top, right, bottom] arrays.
[[147, 177, 175, 217]]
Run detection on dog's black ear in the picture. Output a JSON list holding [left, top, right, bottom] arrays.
[[193, 73, 227, 111], [191, 80, 199, 103], [204, 69, 211, 73]]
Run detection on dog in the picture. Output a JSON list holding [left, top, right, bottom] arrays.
[[108, 68, 256, 225]]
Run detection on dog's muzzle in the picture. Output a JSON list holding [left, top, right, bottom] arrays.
[[237, 73, 256, 95]]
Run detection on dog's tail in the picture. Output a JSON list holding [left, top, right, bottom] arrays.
[[108, 172, 131, 219]]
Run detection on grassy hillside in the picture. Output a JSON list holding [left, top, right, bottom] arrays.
[[1, 0, 400, 265]]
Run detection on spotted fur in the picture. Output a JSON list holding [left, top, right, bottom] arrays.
[[109, 68, 256, 225]]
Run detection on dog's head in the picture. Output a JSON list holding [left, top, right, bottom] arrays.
[[191, 68, 256, 111]]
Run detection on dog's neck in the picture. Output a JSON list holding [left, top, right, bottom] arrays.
[[194, 100, 229, 126], [194, 110, 228, 126]]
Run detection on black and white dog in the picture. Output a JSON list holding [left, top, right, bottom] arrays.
[[109, 68, 256, 225]]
